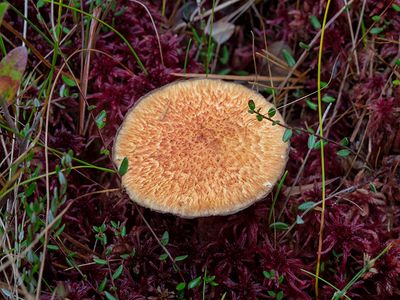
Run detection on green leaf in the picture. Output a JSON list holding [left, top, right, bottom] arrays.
[[160, 231, 169, 246], [277, 290, 284, 300], [176, 282, 186, 291], [370, 27, 383, 35], [159, 253, 168, 261], [282, 128, 292, 143], [175, 255, 188, 262], [299, 42, 310, 49], [278, 275, 284, 284], [62, 74, 76, 87], [118, 157, 128, 176], [320, 81, 328, 89], [263, 271, 272, 279], [98, 277, 107, 292], [268, 107, 276, 118], [248, 99, 255, 111], [337, 149, 351, 157], [37, 0, 46, 9], [93, 257, 107, 265], [309, 15, 321, 29], [392, 79, 400, 87], [220, 45, 229, 65], [269, 222, 289, 230], [112, 265, 123, 280], [281, 49, 296, 67], [104, 291, 117, 300], [256, 114, 263, 122], [298, 201, 317, 211], [267, 291, 276, 297], [313, 139, 328, 150], [371, 15, 381, 22], [369, 182, 377, 193], [395, 59, 400, 66], [47, 244, 59, 250], [307, 135, 317, 149], [100, 148, 110, 156], [306, 99, 317, 110], [0, 2, 9, 26], [296, 215, 304, 224], [95, 110, 107, 129], [322, 94, 336, 103], [340, 137, 349, 146], [188, 276, 202, 289], [392, 3, 400, 12], [0, 46, 28, 106]]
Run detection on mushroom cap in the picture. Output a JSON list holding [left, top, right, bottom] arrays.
[[113, 79, 289, 218]]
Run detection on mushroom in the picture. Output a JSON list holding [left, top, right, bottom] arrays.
[[113, 79, 288, 218]]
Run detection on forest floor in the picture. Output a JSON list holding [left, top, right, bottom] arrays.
[[0, 0, 399, 299]]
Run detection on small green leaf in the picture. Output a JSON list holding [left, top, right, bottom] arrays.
[[112, 265, 123, 280], [220, 45, 229, 65], [313, 139, 328, 150], [267, 291, 276, 297], [337, 149, 351, 157], [104, 291, 117, 300], [263, 271, 272, 279], [175, 255, 188, 262], [0, 2, 9, 26], [62, 74, 76, 87], [120, 254, 129, 259], [370, 27, 383, 35], [47, 244, 59, 250], [95, 110, 107, 129], [88, 104, 96, 111], [176, 282, 186, 291], [256, 114, 263, 122], [282, 128, 292, 143], [298, 201, 317, 211], [264, 87, 276, 95], [37, 0, 46, 9], [299, 42, 310, 49], [322, 94, 336, 103], [269, 222, 289, 230], [277, 290, 284, 300], [121, 226, 126, 237], [118, 157, 128, 176], [296, 215, 305, 224], [309, 15, 321, 29], [100, 148, 110, 155], [281, 49, 296, 67], [371, 15, 381, 22], [188, 276, 202, 289], [159, 253, 168, 261], [395, 59, 400, 66], [392, 79, 400, 87], [98, 277, 107, 292], [320, 81, 328, 89], [93, 257, 107, 265], [369, 182, 377, 193], [340, 137, 349, 146], [392, 3, 400, 12], [278, 275, 284, 284], [307, 135, 317, 149], [248, 99, 255, 111], [268, 107, 276, 118], [160, 231, 169, 246], [306, 99, 317, 110]]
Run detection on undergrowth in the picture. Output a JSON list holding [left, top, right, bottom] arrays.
[[0, 0, 399, 299]]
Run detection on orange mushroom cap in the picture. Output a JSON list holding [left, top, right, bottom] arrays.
[[113, 79, 289, 217]]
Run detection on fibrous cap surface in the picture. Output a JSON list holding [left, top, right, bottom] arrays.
[[113, 79, 288, 217]]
